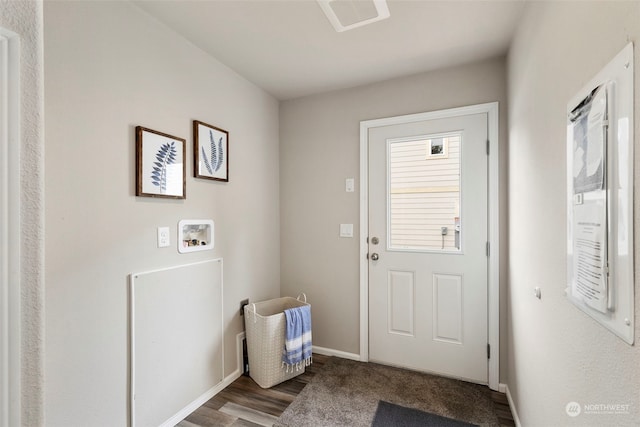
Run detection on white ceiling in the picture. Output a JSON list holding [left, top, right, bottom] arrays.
[[134, 0, 526, 100]]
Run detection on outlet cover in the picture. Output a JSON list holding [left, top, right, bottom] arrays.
[[157, 227, 170, 248], [346, 178, 355, 192], [340, 223, 354, 238]]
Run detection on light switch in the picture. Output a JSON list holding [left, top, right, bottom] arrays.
[[345, 178, 355, 193], [340, 224, 353, 238], [157, 226, 170, 248]]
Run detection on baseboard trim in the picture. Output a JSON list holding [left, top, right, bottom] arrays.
[[503, 383, 521, 427], [312, 345, 361, 361], [160, 371, 240, 427], [159, 332, 246, 427]]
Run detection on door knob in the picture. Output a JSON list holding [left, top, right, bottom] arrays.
[[370, 253, 379, 261]]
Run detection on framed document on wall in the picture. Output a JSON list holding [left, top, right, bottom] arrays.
[[566, 43, 634, 345]]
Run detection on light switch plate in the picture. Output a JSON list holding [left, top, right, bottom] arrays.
[[340, 223, 354, 238], [157, 226, 170, 248], [345, 178, 355, 193]]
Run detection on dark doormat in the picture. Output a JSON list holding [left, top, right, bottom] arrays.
[[372, 401, 478, 427]]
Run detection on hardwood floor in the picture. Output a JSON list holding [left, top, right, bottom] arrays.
[[177, 354, 515, 426]]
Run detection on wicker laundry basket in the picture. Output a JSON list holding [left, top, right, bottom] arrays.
[[244, 294, 310, 388]]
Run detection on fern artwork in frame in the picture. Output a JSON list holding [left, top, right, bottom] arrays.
[[193, 120, 229, 182], [135, 126, 186, 199]]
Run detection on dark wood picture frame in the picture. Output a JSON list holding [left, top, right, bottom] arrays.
[[193, 120, 229, 182], [135, 126, 186, 199]]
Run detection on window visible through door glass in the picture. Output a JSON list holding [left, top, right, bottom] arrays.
[[388, 133, 462, 252]]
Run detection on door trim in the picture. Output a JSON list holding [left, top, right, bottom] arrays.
[[0, 28, 21, 427], [359, 102, 500, 390]]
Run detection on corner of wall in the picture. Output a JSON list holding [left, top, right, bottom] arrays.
[[0, 1, 46, 425]]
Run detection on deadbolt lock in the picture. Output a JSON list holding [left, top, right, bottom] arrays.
[[371, 237, 380, 245]]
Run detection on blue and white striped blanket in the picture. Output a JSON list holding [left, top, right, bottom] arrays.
[[282, 305, 312, 372]]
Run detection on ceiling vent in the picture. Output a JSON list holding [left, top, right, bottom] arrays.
[[317, 0, 390, 32]]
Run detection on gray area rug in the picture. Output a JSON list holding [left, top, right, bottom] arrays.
[[275, 357, 500, 427], [372, 401, 477, 427]]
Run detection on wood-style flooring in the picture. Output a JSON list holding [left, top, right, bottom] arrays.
[[177, 354, 515, 427]]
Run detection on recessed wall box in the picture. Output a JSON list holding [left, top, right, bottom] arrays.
[[178, 219, 214, 253]]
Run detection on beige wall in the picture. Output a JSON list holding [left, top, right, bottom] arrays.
[[0, 1, 45, 425], [280, 57, 508, 376], [44, 1, 280, 425], [507, 2, 640, 425]]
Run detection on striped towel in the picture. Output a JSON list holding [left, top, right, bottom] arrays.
[[282, 305, 312, 372]]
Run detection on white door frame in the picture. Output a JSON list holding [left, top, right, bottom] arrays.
[[359, 102, 500, 390], [0, 28, 21, 427]]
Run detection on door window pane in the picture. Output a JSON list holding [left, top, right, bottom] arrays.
[[388, 133, 461, 251]]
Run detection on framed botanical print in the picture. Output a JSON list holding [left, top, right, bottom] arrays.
[[136, 126, 186, 199], [193, 120, 229, 182]]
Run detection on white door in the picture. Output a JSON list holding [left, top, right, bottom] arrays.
[[368, 112, 488, 384]]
